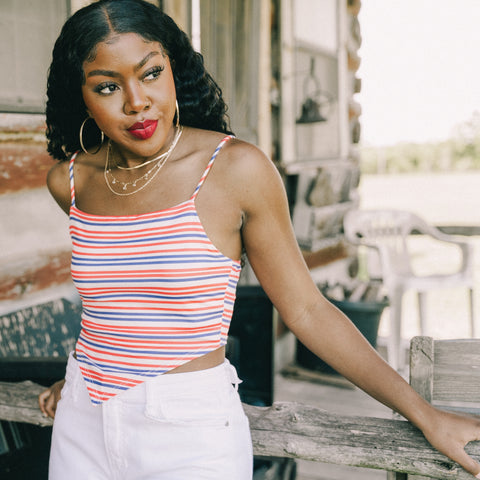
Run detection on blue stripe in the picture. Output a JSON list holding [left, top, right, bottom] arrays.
[[71, 253, 227, 266], [80, 291, 223, 301], [83, 330, 218, 340], [83, 376, 129, 391], [76, 354, 165, 376], [73, 274, 230, 284], [79, 336, 215, 354], [83, 308, 222, 322]]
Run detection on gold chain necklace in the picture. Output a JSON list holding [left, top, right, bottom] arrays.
[[104, 126, 183, 196], [113, 146, 172, 171]]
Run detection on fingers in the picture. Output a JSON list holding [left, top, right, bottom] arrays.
[[38, 381, 63, 419], [452, 416, 480, 478], [449, 448, 480, 479], [422, 410, 480, 478], [45, 391, 58, 418], [38, 388, 55, 418]]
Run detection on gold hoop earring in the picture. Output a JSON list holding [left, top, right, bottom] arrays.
[[79, 117, 104, 155], [174, 100, 180, 128]]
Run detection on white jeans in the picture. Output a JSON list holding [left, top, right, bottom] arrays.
[[49, 353, 253, 480]]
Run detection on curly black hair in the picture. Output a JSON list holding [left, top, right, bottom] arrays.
[[46, 0, 232, 161]]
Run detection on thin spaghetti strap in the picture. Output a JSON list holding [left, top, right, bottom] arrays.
[[69, 152, 78, 207], [191, 135, 234, 199]]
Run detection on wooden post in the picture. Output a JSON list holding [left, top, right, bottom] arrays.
[[410, 336, 434, 404], [401, 336, 434, 480]]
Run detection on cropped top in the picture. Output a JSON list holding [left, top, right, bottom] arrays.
[[69, 136, 241, 404]]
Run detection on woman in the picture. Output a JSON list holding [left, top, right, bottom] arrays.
[[39, 1, 480, 479]]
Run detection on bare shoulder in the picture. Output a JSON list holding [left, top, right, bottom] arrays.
[[188, 129, 274, 173], [221, 137, 275, 172], [177, 128, 287, 215], [46, 159, 71, 214], [216, 137, 286, 210]]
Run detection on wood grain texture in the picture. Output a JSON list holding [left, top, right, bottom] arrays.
[[1, 381, 479, 479], [0, 250, 72, 301], [0, 143, 52, 194]]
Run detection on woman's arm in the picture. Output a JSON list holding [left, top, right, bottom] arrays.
[[46, 160, 71, 215], [234, 143, 480, 478], [37, 161, 71, 417]]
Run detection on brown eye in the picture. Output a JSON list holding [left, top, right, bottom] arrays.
[[95, 83, 119, 95], [143, 66, 164, 81]]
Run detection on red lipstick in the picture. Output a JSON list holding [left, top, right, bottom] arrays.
[[127, 119, 158, 140]]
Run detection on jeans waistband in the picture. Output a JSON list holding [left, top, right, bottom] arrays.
[[64, 351, 242, 404]]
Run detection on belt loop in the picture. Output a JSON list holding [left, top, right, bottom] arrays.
[[144, 377, 153, 416], [67, 351, 81, 403], [224, 359, 242, 392]]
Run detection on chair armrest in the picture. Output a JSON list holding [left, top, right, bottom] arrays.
[[420, 223, 471, 247], [420, 225, 474, 273]]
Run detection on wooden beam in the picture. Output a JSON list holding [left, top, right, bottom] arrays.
[[0, 250, 72, 301], [0, 144, 52, 194], [257, 0, 272, 157], [1, 381, 479, 479]]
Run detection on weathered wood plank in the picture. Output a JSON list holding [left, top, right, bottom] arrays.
[[433, 340, 480, 405], [408, 337, 436, 480], [437, 226, 480, 236], [1, 381, 479, 479], [0, 381, 51, 426], [0, 250, 72, 302], [0, 143, 51, 194], [410, 335, 434, 403], [244, 402, 480, 479]]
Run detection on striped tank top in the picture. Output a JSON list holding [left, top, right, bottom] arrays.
[[69, 136, 241, 404]]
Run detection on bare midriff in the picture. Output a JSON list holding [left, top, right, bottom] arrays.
[[166, 346, 226, 374]]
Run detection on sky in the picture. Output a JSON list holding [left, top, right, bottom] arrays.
[[357, 0, 480, 147]]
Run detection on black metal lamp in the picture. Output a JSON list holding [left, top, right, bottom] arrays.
[[296, 57, 333, 124]]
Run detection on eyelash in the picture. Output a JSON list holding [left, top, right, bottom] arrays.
[[143, 65, 164, 81], [94, 83, 118, 95], [93, 65, 165, 95]]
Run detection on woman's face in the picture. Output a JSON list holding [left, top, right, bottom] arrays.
[[81, 32, 176, 160]]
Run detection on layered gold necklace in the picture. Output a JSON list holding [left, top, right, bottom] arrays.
[[104, 126, 183, 196]]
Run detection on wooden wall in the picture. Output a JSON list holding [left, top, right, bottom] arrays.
[[0, 114, 74, 314]]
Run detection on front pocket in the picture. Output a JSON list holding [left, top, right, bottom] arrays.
[[144, 389, 230, 428]]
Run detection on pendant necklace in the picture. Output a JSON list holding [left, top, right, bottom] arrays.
[[104, 125, 183, 196]]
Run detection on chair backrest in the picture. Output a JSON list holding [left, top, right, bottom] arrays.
[[410, 336, 480, 415], [343, 209, 433, 278]]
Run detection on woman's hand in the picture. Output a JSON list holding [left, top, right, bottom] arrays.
[[420, 407, 480, 478], [38, 379, 65, 419], [223, 142, 480, 477]]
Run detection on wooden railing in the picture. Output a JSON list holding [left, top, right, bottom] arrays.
[[1, 380, 480, 479]]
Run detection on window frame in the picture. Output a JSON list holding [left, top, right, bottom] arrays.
[[0, 0, 70, 114]]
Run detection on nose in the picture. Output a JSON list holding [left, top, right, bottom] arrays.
[[123, 82, 150, 115]]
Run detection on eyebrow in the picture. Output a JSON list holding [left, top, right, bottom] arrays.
[[86, 51, 162, 78]]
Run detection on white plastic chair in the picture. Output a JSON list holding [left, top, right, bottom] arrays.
[[343, 209, 475, 370]]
